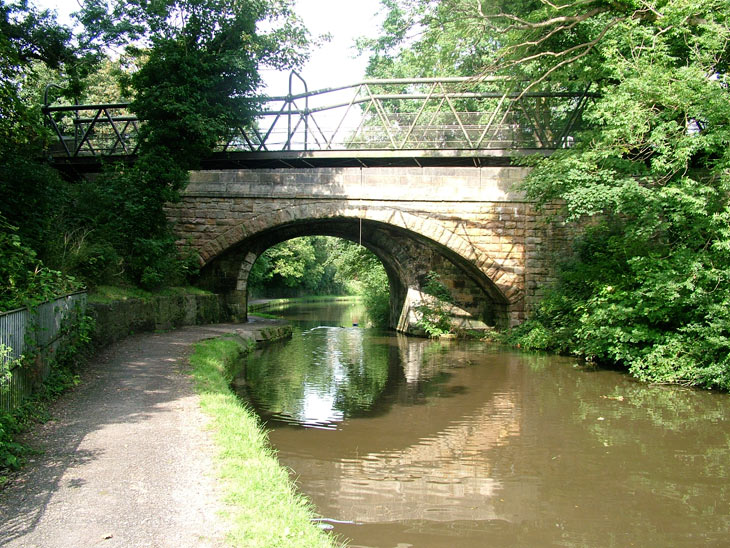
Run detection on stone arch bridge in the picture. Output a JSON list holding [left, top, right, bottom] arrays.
[[166, 165, 570, 333]]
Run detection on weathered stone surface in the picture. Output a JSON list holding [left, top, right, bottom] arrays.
[[169, 166, 574, 330], [89, 294, 232, 347]]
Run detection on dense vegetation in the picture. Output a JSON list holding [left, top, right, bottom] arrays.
[[0, 0, 310, 309], [362, 0, 730, 389], [249, 236, 390, 327]]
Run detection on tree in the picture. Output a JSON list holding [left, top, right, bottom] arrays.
[[78, 0, 309, 163], [331, 240, 390, 327], [249, 237, 354, 298], [363, 0, 730, 389], [357, 0, 498, 79], [0, 0, 93, 304], [68, 0, 311, 288], [501, 0, 730, 389], [249, 237, 327, 296]]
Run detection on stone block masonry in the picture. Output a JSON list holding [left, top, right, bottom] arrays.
[[89, 294, 233, 347], [165, 166, 574, 330]]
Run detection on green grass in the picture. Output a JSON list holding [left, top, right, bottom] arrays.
[[188, 336, 341, 548], [88, 285, 213, 304]]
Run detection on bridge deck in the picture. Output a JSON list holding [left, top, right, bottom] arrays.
[[50, 148, 553, 175]]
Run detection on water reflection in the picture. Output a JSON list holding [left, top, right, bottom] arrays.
[[312, 389, 521, 524], [240, 301, 730, 548]]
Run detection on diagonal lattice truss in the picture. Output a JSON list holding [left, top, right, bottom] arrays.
[[43, 76, 593, 157]]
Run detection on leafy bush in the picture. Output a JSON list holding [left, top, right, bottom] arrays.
[[0, 217, 82, 312], [360, 266, 390, 328], [414, 272, 454, 338], [331, 240, 391, 327], [507, 218, 730, 390], [66, 241, 122, 288]]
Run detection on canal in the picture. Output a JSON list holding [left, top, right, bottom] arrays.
[[236, 300, 730, 547]]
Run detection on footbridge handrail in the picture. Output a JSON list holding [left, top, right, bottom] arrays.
[[42, 74, 594, 159]]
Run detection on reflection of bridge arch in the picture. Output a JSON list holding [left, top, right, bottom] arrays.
[[272, 335, 528, 525]]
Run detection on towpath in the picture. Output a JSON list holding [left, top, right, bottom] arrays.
[[0, 320, 279, 548]]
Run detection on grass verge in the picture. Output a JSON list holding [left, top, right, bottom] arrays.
[[188, 336, 341, 548]]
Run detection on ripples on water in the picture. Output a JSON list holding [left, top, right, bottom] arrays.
[[236, 301, 730, 548]]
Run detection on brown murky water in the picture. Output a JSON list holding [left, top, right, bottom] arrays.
[[238, 302, 730, 547]]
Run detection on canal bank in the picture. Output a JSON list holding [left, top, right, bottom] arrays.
[[188, 332, 339, 548], [0, 319, 339, 548]]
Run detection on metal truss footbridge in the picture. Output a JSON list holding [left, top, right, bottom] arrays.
[[43, 72, 592, 172]]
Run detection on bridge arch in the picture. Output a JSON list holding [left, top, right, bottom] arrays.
[[165, 165, 571, 329], [194, 203, 515, 331]]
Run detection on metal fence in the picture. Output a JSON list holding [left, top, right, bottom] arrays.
[[42, 74, 593, 158], [0, 292, 87, 412]]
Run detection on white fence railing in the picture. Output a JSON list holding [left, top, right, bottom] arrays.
[[0, 292, 87, 412]]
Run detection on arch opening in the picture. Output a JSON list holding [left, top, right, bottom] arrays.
[[246, 235, 392, 328], [195, 217, 510, 333]]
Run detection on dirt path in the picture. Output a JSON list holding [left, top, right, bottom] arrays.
[[0, 322, 274, 548]]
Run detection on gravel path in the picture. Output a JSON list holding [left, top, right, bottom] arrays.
[[0, 322, 270, 548]]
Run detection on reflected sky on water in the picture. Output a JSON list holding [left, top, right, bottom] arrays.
[[237, 301, 730, 547]]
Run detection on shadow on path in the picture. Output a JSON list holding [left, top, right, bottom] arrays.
[[0, 322, 275, 548]]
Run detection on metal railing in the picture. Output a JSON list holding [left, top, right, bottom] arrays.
[[43, 74, 593, 158], [0, 292, 87, 412]]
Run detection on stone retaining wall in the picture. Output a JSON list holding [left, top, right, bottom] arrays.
[[89, 294, 232, 347]]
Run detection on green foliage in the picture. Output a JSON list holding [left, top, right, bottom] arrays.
[[330, 240, 390, 327], [0, 217, 81, 312], [505, 0, 730, 389], [358, 0, 497, 79], [359, 268, 390, 328], [414, 272, 454, 338], [72, 0, 310, 288], [0, 311, 94, 483], [249, 237, 349, 297], [249, 237, 392, 327], [0, 344, 19, 403], [370, 0, 730, 387], [0, 0, 311, 295]]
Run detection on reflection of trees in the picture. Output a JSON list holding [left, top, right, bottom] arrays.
[[511, 353, 730, 546], [273, 346, 730, 546], [331, 329, 390, 416], [242, 326, 391, 425]]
